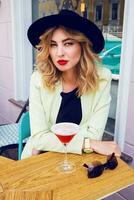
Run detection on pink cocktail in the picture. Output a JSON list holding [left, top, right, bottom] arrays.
[[51, 122, 79, 173], [55, 133, 75, 144]]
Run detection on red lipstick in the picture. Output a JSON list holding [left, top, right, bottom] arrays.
[[57, 60, 68, 65]]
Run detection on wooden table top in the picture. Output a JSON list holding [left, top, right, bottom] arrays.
[[0, 156, 15, 166], [0, 153, 134, 200]]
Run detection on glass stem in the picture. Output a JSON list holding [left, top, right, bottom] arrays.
[[64, 144, 68, 165]]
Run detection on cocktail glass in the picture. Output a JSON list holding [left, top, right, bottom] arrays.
[[51, 122, 79, 173]]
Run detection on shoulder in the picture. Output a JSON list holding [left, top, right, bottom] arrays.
[[30, 70, 61, 92], [30, 70, 42, 88], [97, 66, 112, 82]]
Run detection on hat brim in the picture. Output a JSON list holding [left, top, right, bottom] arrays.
[[27, 13, 104, 54]]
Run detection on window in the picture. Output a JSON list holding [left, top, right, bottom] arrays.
[[112, 3, 118, 20], [96, 5, 102, 21]]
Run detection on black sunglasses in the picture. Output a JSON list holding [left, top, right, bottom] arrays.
[[83, 153, 118, 178]]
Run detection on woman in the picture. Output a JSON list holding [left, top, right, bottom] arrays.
[[22, 10, 121, 159]]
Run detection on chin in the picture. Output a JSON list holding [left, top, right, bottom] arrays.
[[56, 66, 68, 71]]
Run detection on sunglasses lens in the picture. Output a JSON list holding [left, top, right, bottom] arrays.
[[107, 155, 118, 169], [88, 165, 104, 178]]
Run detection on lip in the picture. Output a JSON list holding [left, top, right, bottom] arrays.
[[57, 60, 68, 65]]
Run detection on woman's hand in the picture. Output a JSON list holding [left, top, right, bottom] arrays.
[[90, 140, 121, 157]]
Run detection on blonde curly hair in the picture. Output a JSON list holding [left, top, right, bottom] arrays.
[[35, 26, 101, 96]]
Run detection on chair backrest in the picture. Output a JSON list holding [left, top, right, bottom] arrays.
[[16, 99, 29, 123], [18, 111, 30, 160]]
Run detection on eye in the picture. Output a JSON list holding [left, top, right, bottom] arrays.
[[64, 42, 74, 46], [50, 43, 57, 47]]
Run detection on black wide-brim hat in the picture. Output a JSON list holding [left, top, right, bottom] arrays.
[[27, 9, 104, 54]]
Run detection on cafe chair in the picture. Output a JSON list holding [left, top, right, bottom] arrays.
[[0, 99, 29, 159], [18, 111, 30, 160]]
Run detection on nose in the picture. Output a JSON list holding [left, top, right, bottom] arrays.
[[57, 45, 64, 57]]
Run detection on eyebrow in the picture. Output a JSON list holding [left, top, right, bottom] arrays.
[[51, 38, 75, 43]]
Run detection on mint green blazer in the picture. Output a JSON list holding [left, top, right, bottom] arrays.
[[22, 67, 111, 159]]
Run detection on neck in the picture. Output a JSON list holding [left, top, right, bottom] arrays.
[[62, 69, 77, 84], [62, 70, 78, 92]]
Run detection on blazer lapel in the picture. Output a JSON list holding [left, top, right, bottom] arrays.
[[80, 93, 94, 126]]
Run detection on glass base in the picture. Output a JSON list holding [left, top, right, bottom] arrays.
[[56, 161, 76, 173]]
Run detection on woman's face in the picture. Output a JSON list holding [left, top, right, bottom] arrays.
[[49, 28, 81, 72]]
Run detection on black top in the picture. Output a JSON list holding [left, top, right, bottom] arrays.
[[56, 88, 82, 125]]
